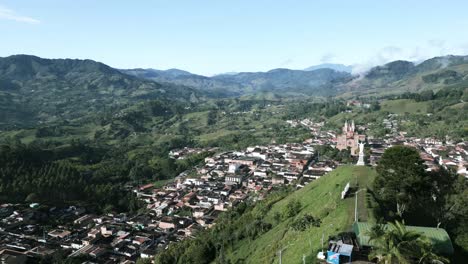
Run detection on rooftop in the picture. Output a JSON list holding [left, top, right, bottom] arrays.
[[353, 222, 454, 255]]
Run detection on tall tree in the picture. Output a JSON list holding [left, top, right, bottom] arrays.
[[374, 146, 431, 218]]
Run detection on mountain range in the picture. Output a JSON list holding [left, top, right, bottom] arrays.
[[1, 54, 468, 127], [122, 67, 353, 97], [0, 55, 198, 127]]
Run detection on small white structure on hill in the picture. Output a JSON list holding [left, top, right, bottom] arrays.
[[356, 142, 365, 166]]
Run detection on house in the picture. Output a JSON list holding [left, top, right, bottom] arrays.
[[100, 225, 117, 237], [89, 246, 106, 258], [159, 217, 175, 230], [457, 164, 468, 178], [74, 214, 93, 225], [154, 203, 168, 216], [303, 169, 326, 179], [27, 246, 55, 257], [225, 174, 243, 185], [214, 202, 228, 211], [0, 249, 27, 264], [87, 228, 101, 239], [272, 176, 285, 185], [132, 235, 151, 246], [48, 229, 71, 240], [140, 249, 156, 259]]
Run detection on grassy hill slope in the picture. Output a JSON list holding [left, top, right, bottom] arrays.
[[380, 99, 430, 114], [227, 165, 376, 264]]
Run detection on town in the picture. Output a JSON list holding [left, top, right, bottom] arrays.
[[1, 117, 467, 263]]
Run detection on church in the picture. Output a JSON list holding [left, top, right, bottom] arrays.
[[336, 120, 366, 156]]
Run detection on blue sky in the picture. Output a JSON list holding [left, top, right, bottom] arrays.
[[1, 0, 468, 75]]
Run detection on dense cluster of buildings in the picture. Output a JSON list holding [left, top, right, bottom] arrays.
[[0, 139, 340, 263], [1, 116, 467, 263], [292, 116, 468, 177]]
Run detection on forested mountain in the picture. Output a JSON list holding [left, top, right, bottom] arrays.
[[0, 55, 199, 128], [123, 67, 353, 97], [342, 55, 468, 97], [121, 68, 243, 97], [124, 55, 468, 100], [212, 68, 353, 96], [2, 54, 468, 129]]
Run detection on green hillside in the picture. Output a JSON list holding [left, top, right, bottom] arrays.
[[226, 166, 376, 264], [0, 55, 199, 128], [156, 166, 376, 264], [340, 55, 468, 98], [380, 99, 430, 114]]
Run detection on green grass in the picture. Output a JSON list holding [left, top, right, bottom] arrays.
[[226, 165, 376, 264], [449, 102, 466, 109], [380, 99, 429, 114], [153, 179, 173, 188]]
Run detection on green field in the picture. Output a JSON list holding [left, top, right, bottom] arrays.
[[380, 99, 429, 114], [226, 165, 376, 264]]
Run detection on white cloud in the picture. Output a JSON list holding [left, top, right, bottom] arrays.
[[279, 58, 294, 67], [351, 46, 405, 74], [0, 5, 40, 24], [320, 52, 336, 63], [351, 42, 468, 75]]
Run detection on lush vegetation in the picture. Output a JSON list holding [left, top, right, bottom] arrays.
[[151, 146, 467, 263], [0, 140, 210, 213], [0, 55, 200, 128], [1, 54, 468, 263], [367, 221, 449, 264], [371, 146, 468, 262], [154, 166, 376, 264]]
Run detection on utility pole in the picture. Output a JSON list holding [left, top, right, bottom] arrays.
[[277, 244, 293, 264], [354, 188, 366, 222], [278, 248, 284, 264]]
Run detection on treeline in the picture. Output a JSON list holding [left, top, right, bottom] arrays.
[[0, 143, 140, 212], [372, 146, 468, 261], [0, 141, 210, 213], [396, 86, 467, 104], [284, 100, 349, 120]]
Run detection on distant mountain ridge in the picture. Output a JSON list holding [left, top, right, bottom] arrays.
[[342, 55, 468, 97], [2, 54, 468, 127], [0, 55, 198, 127], [304, 63, 353, 73], [122, 67, 353, 97]]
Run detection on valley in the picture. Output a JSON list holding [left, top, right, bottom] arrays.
[[0, 54, 467, 264]]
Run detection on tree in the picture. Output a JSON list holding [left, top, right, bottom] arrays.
[[368, 221, 448, 264], [426, 168, 461, 228], [136, 258, 152, 264], [25, 192, 40, 203], [374, 146, 431, 218], [283, 199, 302, 218]]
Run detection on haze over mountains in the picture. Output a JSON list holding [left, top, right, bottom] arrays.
[[303, 63, 353, 73], [1, 54, 468, 127], [122, 55, 468, 97]]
